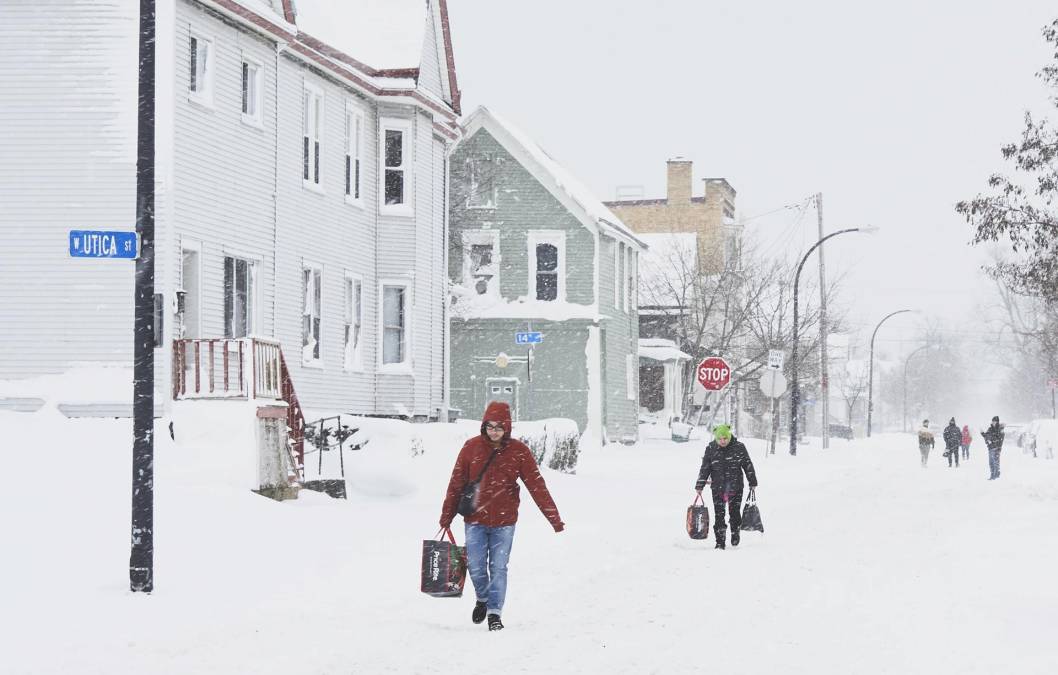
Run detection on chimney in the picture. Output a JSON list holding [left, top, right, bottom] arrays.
[[666, 157, 692, 204]]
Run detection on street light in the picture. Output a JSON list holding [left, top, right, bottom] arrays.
[[789, 226, 877, 455], [866, 309, 914, 437], [902, 343, 937, 433]]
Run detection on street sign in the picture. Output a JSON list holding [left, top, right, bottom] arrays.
[[767, 349, 785, 370], [515, 331, 543, 345], [696, 356, 731, 391], [69, 230, 138, 259], [759, 370, 788, 398]]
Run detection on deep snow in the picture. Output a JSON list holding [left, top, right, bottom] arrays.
[[3, 410, 1057, 674]]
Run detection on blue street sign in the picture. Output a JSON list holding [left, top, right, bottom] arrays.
[[515, 331, 543, 345], [69, 230, 138, 259]]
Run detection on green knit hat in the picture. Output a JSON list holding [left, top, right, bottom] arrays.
[[713, 424, 732, 440]]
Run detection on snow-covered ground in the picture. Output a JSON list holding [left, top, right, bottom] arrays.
[[4, 410, 1058, 674]]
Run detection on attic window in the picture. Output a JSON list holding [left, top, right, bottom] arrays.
[[466, 154, 497, 208]]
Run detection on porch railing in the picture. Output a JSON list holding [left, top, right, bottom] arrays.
[[172, 337, 283, 400]]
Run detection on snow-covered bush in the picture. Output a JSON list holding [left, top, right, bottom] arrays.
[[513, 418, 580, 473]]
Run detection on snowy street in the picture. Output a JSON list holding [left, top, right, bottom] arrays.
[[4, 412, 1057, 674]]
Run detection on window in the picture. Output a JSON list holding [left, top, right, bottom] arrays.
[[626, 354, 636, 400], [189, 32, 214, 105], [345, 103, 364, 203], [381, 284, 407, 365], [463, 231, 499, 295], [380, 118, 412, 214], [303, 84, 323, 188], [528, 232, 564, 302], [223, 256, 256, 338], [302, 266, 322, 364], [626, 247, 635, 312], [241, 58, 262, 125], [344, 274, 363, 370], [466, 154, 497, 208]]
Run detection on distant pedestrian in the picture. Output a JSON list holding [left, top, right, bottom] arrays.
[[439, 401, 564, 631], [981, 415, 1005, 480], [918, 419, 935, 468], [695, 424, 758, 550], [943, 418, 961, 468], [960, 424, 972, 461]]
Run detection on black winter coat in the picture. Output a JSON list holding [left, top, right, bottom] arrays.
[[943, 424, 962, 450], [982, 423, 1005, 451], [695, 436, 758, 494]]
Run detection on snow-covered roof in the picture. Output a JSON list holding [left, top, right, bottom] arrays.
[[293, 0, 427, 71], [461, 107, 646, 250], [638, 339, 691, 363], [637, 232, 699, 307]]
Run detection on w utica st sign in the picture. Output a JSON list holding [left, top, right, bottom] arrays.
[[697, 356, 731, 391]]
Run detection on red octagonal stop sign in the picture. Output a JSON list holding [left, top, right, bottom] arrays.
[[697, 356, 731, 391]]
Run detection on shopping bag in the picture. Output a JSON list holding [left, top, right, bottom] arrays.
[[686, 493, 710, 540], [740, 488, 764, 533], [420, 527, 467, 597]]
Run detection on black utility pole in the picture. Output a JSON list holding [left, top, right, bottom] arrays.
[[789, 228, 865, 456], [130, 0, 156, 593]]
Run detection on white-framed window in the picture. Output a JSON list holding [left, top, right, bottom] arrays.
[[626, 354, 636, 400], [223, 255, 257, 338], [188, 31, 214, 106], [380, 117, 413, 215], [241, 56, 262, 126], [466, 153, 497, 208], [344, 272, 364, 370], [302, 83, 323, 190], [462, 230, 500, 296], [345, 102, 365, 205], [613, 240, 621, 308], [627, 248, 636, 311], [528, 231, 565, 302], [301, 264, 323, 364], [379, 280, 410, 367]]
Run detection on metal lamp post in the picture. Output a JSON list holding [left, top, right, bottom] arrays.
[[866, 309, 914, 438], [789, 226, 876, 455], [902, 343, 934, 433]]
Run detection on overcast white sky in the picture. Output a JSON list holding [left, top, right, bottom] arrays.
[[445, 0, 1057, 360]]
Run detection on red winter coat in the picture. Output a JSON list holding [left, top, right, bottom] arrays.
[[440, 402, 564, 530], [961, 426, 972, 446]]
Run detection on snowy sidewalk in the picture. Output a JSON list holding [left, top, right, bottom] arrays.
[[3, 412, 1057, 674]]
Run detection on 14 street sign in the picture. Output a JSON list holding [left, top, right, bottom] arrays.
[[697, 356, 731, 391], [69, 230, 138, 259], [515, 331, 543, 345]]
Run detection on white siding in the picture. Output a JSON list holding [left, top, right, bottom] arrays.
[[417, 5, 446, 103]]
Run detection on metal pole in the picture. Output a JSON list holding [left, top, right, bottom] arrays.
[[903, 344, 929, 433], [816, 193, 830, 449], [788, 228, 862, 455], [130, 0, 156, 593], [867, 309, 913, 438]]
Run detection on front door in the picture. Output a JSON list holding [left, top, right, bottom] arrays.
[[485, 378, 518, 421]]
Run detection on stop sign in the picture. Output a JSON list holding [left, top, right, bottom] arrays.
[[697, 356, 731, 391]]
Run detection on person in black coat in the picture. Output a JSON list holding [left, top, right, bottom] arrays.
[[942, 418, 961, 468], [695, 424, 758, 549], [982, 416, 1005, 480]]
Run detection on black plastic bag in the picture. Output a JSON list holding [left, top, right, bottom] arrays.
[[740, 488, 764, 533], [421, 527, 467, 597], [687, 493, 710, 539]]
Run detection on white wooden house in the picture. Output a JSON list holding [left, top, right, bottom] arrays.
[[0, 0, 461, 451]]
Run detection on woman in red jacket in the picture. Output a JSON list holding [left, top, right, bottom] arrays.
[[439, 401, 564, 631], [961, 424, 972, 461]]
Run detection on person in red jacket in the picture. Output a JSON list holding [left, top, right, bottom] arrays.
[[961, 424, 972, 461], [439, 401, 564, 631]]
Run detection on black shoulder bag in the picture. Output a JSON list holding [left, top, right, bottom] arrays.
[[457, 448, 500, 517]]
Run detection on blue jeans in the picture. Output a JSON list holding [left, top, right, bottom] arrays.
[[464, 523, 516, 617], [988, 448, 1001, 479]]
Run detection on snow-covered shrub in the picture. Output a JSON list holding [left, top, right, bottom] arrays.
[[514, 418, 580, 473]]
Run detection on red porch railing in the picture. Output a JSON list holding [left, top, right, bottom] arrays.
[[172, 337, 306, 478]]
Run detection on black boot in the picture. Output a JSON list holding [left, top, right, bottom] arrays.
[[487, 614, 504, 631], [472, 601, 487, 624], [714, 528, 726, 549], [731, 530, 740, 547]]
